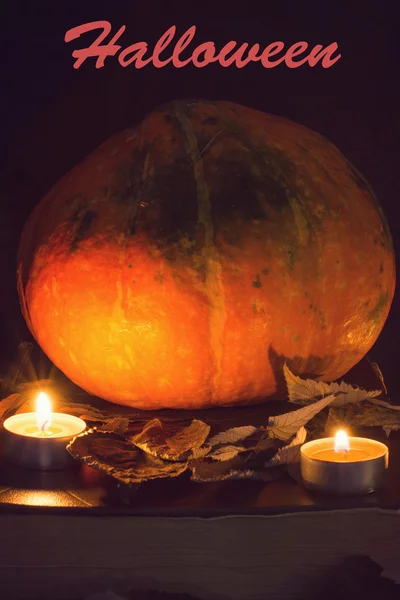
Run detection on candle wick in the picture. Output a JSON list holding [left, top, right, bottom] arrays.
[[40, 420, 49, 433]]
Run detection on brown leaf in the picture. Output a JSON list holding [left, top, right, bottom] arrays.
[[188, 434, 284, 481], [324, 401, 400, 437], [383, 424, 400, 437], [2, 342, 33, 393], [206, 445, 248, 461], [370, 362, 388, 395], [267, 394, 335, 440], [67, 430, 188, 484], [189, 454, 286, 482], [165, 419, 210, 458], [88, 436, 141, 467], [207, 425, 258, 447], [244, 441, 283, 470], [16, 379, 55, 393], [354, 405, 400, 429], [188, 455, 244, 481], [284, 364, 381, 407], [99, 418, 130, 435], [253, 434, 280, 454], [368, 398, 400, 411], [57, 400, 121, 422], [0, 393, 29, 424], [189, 445, 211, 459], [131, 418, 210, 461], [196, 426, 264, 464], [324, 407, 348, 434], [265, 427, 307, 468], [14, 399, 35, 415]]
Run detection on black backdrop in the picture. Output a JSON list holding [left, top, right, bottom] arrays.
[[1, 1, 399, 393]]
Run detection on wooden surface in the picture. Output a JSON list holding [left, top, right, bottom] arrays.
[[0, 362, 399, 599], [1, 507, 400, 599]]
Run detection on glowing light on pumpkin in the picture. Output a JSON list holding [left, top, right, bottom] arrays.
[[334, 429, 350, 454], [36, 392, 52, 433]]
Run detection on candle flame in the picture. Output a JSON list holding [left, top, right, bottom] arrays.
[[36, 392, 52, 432], [334, 429, 350, 453]]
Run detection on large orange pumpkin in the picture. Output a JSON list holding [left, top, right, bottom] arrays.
[[17, 100, 395, 409]]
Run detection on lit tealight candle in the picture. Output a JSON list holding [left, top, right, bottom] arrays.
[[3, 392, 86, 470], [300, 430, 389, 496]]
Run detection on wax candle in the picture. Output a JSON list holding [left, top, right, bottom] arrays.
[[300, 430, 389, 496], [3, 392, 86, 470]]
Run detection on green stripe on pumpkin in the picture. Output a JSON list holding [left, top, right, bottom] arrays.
[[173, 102, 226, 399]]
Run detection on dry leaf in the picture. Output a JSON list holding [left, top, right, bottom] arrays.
[[324, 401, 400, 437], [67, 430, 188, 484], [16, 379, 55, 392], [350, 406, 400, 430], [350, 405, 400, 428], [99, 418, 130, 436], [57, 401, 123, 422], [189, 432, 283, 480], [10, 364, 394, 486], [192, 466, 286, 483], [265, 427, 307, 467], [199, 425, 264, 464], [14, 399, 38, 415], [165, 419, 210, 458], [0, 393, 27, 424], [252, 434, 281, 455], [370, 362, 388, 395], [267, 394, 335, 440], [384, 424, 400, 437], [207, 425, 258, 447], [324, 407, 348, 434], [206, 444, 248, 461], [368, 398, 400, 411], [189, 445, 211, 459], [131, 418, 210, 461], [244, 436, 283, 468], [3, 342, 33, 393], [284, 364, 381, 407], [189, 456, 286, 482], [187, 454, 241, 482]]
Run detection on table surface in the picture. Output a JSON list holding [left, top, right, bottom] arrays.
[[0, 430, 399, 516]]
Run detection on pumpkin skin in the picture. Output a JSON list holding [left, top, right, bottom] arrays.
[[17, 100, 395, 409]]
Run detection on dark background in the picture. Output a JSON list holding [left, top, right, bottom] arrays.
[[1, 1, 399, 394]]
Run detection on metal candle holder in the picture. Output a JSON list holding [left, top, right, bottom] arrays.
[[300, 437, 389, 496], [3, 413, 86, 471]]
